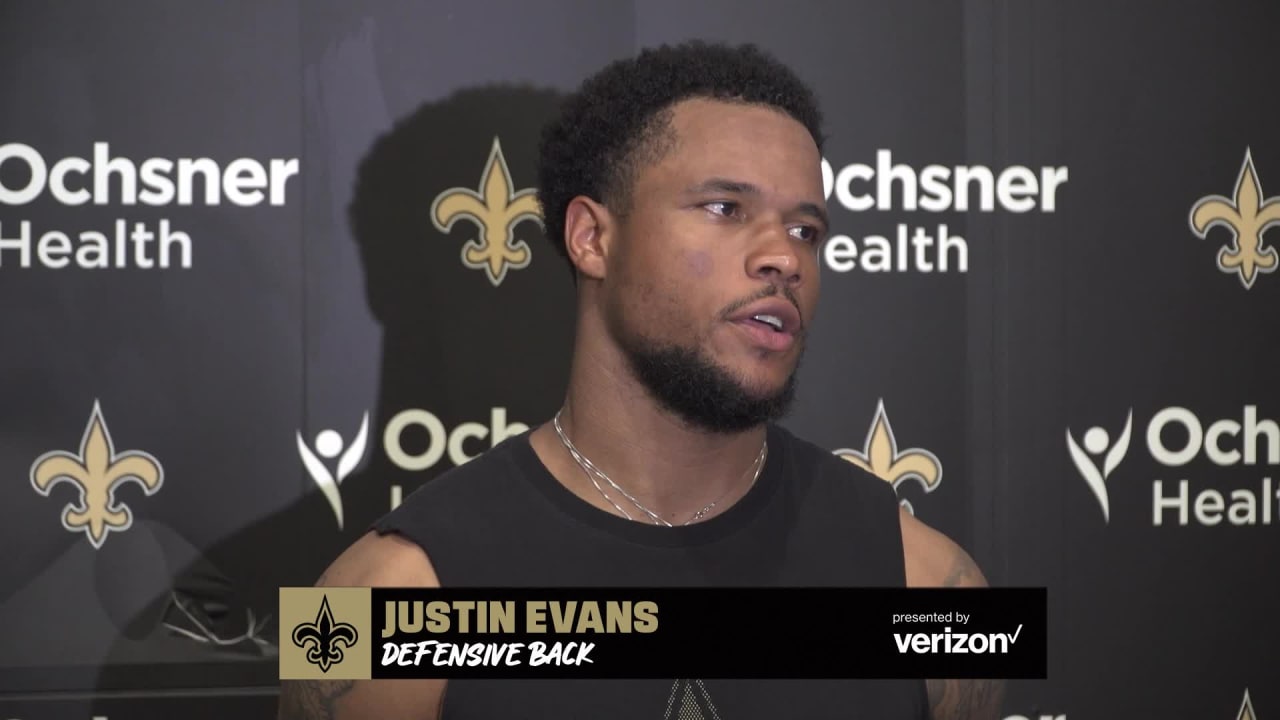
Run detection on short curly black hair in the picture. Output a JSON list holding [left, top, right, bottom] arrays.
[[536, 40, 825, 274]]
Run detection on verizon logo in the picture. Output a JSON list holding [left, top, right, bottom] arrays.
[[894, 625, 1024, 654]]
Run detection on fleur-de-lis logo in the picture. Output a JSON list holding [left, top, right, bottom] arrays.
[[834, 399, 942, 515], [1237, 688, 1258, 720], [292, 595, 359, 673], [1190, 148, 1280, 289], [431, 136, 542, 287], [30, 400, 164, 549]]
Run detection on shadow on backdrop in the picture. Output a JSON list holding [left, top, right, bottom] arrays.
[[74, 83, 577, 720]]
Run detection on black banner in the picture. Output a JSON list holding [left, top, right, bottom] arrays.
[[367, 587, 1046, 679]]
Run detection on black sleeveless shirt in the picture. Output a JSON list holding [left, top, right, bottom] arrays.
[[370, 422, 931, 720]]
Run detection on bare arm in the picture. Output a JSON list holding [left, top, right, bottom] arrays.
[[900, 509, 1006, 720], [277, 679, 357, 720], [277, 532, 447, 720]]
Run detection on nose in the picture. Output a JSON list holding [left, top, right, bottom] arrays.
[[745, 227, 804, 286]]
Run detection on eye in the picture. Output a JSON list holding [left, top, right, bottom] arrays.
[[703, 201, 741, 219], [789, 225, 822, 244]]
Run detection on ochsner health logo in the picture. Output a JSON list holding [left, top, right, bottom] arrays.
[[818, 150, 1069, 274], [296, 413, 371, 530], [1068, 405, 1280, 527], [1066, 410, 1134, 523], [0, 141, 299, 270]]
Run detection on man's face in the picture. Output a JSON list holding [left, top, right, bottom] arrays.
[[600, 97, 828, 433]]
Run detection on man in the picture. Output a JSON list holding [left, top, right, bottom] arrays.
[[279, 40, 1003, 720]]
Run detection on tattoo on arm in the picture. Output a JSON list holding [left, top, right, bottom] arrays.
[[925, 540, 1001, 718], [941, 546, 983, 588], [926, 677, 1005, 720], [278, 679, 356, 720]]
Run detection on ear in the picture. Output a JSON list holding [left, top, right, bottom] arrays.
[[563, 195, 611, 281]]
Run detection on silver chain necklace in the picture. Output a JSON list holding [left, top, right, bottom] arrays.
[[552, 409, 767, 526]]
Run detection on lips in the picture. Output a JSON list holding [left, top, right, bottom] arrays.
[[729, 298, 802, 352]]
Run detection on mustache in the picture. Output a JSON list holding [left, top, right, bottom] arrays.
[[718, 284, 805, 333]]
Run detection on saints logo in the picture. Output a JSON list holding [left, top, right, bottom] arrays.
[[292, 594, 360, 673], [1190, 148, 1280, 290], [834, 399, 942, 515], [431, 136, 542, 287], [1237, 689, 1258, 720], [30, 400, 164, 548]]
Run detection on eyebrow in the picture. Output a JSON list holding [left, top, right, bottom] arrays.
[[686, 177, 830, 231]]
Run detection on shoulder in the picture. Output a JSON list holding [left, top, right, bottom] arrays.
[[399, 432, 529, 504], [898, 507, 988, 588], [372, 431, 532, 536], [325, 431, 540, 588], [772, 423, 903, 508], [317, 527, 441, 589], [773, 426, 988, 588]]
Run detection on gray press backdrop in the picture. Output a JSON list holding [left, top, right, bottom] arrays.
[[1, 1, 1277, 719]]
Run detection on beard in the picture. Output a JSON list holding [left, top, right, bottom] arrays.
[[616, 328, 802, 434]]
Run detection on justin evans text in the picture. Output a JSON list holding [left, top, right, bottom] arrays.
[[382, 600, 659, 637]]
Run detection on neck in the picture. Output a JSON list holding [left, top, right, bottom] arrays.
[[529, 314, 770, 525]]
